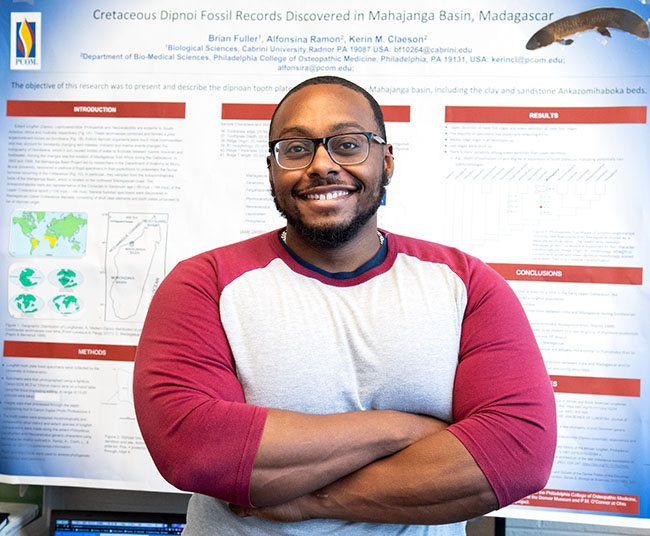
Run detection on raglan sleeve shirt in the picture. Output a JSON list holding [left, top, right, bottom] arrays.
[[133, 232, 557, 510], [442, 246, 557, 507], [133, 247, 269, 507]]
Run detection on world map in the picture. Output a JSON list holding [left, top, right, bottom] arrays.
[[11, 211, 88, 257], [13, 293, 42, 314], [16, 267, 44, 287], [52, 268, 83, 288], [51, 294, 82, 314]]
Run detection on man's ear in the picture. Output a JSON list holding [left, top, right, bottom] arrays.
[[267, 156, 274, 188], [384, 144, 394, 182]]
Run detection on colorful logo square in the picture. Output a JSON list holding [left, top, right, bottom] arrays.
[[10, 12, 41, 70], [16, 19, 37, 58]]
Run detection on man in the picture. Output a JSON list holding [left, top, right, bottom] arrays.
[[133, 76, 556, 535]]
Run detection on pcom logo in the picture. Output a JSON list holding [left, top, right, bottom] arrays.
[[10, 12, 42, 70]]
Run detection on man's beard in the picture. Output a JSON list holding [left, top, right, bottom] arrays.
[[271, 171, 388, 250]]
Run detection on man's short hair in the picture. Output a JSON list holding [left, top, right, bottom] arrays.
[[269, 76, 387, 140]]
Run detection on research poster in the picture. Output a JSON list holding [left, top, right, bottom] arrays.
[[1, 0, 649, 528]]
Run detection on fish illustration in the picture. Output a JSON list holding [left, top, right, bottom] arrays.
[[526, 7, 649, 49]]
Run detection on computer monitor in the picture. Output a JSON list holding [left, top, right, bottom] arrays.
[[49, 510, 186, 536]]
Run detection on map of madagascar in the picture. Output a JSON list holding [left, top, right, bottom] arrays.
[[11, 211, 88, 257]]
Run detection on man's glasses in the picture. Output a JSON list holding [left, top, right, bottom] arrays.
[[269, 132, 386, 170]]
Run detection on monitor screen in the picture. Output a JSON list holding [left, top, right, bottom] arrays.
[[50, 510, 186, 536]]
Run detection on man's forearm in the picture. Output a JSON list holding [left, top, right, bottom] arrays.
[[249, 408, 446, 507], [311, 430, 497, 524], [240, 429, 497, 524]]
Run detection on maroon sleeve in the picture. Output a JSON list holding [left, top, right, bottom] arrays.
[[133, 252, 268, 507], [446, 257, 557, 508]]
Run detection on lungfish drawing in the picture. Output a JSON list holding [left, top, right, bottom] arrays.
[[526, 7, 649, 49]]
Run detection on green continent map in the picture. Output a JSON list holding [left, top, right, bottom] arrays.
[[52, 294, 81, 314], [15, 294, 40, 313], [19, 268, 40, 287], [11, 211, 88, 257]]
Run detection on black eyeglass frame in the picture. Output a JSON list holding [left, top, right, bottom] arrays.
[[268, 132, 387, 170]]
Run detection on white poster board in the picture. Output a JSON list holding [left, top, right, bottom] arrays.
[[1, 0, 649, 527]]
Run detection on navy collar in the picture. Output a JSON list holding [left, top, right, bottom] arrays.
[[279, 231, 388, 280]]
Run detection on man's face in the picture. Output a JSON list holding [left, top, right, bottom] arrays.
[[268, 84, 393, 249]]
